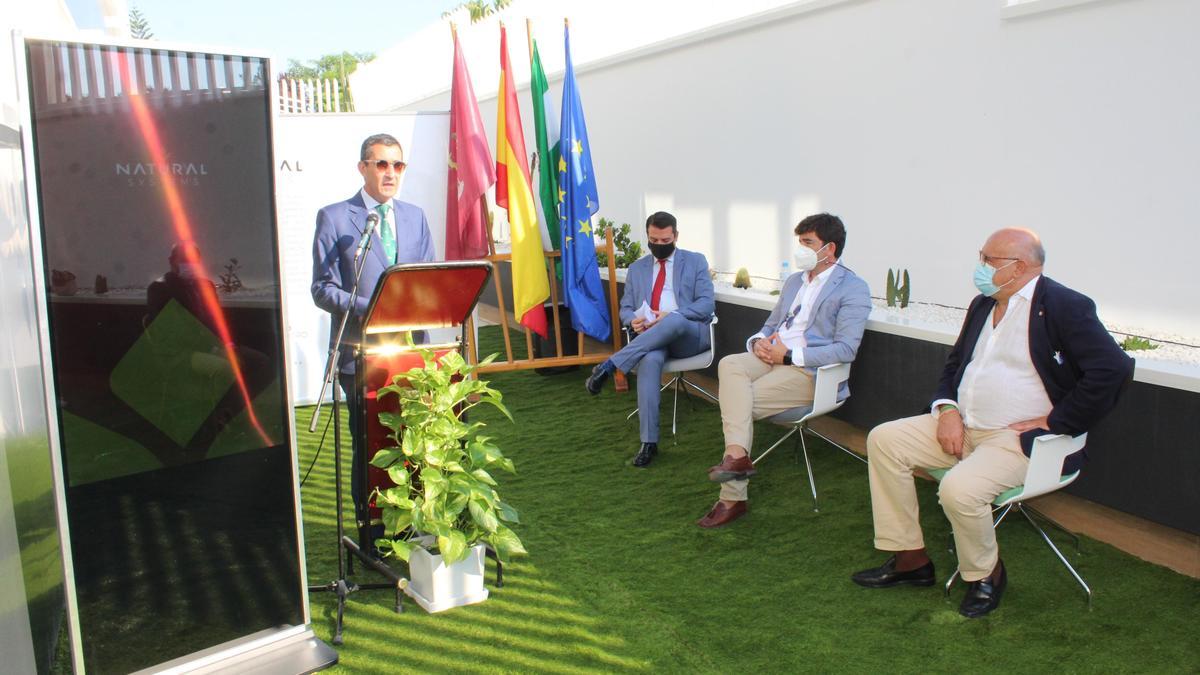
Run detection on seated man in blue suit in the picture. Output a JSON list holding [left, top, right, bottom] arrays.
[[851, 228, 1133, 618], [585, 211, 715, 467], [699, 213, 872, 528], [311, 133, 436, 533]]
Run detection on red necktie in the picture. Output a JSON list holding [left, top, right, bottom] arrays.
[[650, 259, 667, 311]]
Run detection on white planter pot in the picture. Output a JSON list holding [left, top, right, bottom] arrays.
[[405, 542, 489, 613]]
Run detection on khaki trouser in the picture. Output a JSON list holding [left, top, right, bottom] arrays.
[[717, 352, 815, 502], [867, 414, 1029, 582]]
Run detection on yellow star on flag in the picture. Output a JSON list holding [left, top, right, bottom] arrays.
[[578, 219, 591, 236], [558, 187, 566, 202], [573, 139, 583, 154], [558, 156, 567, 172]]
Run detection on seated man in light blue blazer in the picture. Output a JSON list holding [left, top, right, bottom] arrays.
[[311, 133, 436, 537], [585, 211, 715, 467], [699, 213, 871, 528]]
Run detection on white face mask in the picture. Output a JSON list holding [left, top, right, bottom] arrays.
[[792, 242, 831, 272]]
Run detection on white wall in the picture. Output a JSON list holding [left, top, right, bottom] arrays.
[[373, 0, 1200, 338]]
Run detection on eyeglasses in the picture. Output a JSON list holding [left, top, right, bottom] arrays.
[[366, 159, 407, 172], [979, 251, 1019, 266]]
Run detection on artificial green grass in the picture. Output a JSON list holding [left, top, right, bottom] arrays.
[[298, 326, 1200, 673]]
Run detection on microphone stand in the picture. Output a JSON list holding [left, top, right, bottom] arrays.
[[307, 223, 406, 646]]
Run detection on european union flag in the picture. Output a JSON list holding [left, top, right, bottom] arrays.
[[557, 25, 611, 342]]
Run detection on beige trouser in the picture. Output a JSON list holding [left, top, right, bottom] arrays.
[[867, 414, 1029, 582], [717, 352, 815, 502]]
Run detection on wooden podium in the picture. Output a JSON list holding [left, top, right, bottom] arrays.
[[353, 260, 493, 551]]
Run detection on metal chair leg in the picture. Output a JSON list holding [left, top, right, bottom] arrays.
[[799, 429, 819, 512], [680, 378, 719, 403], [680, 376, 698, 411], [806, 427, 868, 465], [991, 503, 1014, 527], [1017, 504, 1092, 608], [1023, 504, 1082, 554], [752, 426, 798, 465], [671, 376, 681, 436], [944, 568, 959, 598]]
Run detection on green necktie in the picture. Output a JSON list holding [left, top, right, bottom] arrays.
[[375, 203, 396, 263]]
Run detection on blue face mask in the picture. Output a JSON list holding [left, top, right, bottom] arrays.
[[973, 260, 1016, 297]]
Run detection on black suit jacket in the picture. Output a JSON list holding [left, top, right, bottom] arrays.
[[932, 276, 1134, 473]]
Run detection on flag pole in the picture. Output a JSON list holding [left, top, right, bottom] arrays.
[[526, 18, 534, 60], [526, 18, 565, 358]]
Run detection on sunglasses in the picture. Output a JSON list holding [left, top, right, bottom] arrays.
[[365, 159, 407, 172]]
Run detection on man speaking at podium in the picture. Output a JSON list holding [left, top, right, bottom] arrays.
[[311, 133, 436, 535]]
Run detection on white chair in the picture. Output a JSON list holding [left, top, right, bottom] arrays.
[[626, 315, 719, 436], [752, 362, 866, 512], [930, 432, 1092, 607]]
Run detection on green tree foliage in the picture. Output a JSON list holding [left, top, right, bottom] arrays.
[[595, 219, 643, 269], [442, 0, 513, 23], [283, 52, 374, 112], [128, 6, 153, 40]]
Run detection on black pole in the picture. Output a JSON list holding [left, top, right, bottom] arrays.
[[307, 227, 406, 643]]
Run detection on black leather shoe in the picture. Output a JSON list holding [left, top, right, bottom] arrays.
[[585, 362, 612, 395], [851, 555, 936, 588], [960, 560, 1006, 618], [632, 442, 657, 467]]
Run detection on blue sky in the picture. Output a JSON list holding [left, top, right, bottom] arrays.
[[64, 0, 462, 65]]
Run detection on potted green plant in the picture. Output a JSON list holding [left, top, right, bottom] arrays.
[[370, 349, 525, 613]]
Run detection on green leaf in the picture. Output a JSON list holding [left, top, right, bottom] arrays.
[[471, 468, 497, 486], [378, 411, 403, 432], [447, 492, 470, 517], [386, 464, 410, 486], [469, 498, 499, 533], [496, 500, 520, 524], [488, 525, 526, 563], [438, 530, 468, 565], [387, 538, 414, 562], [382, 509, 413, 536], [370, 447, 402, 469]]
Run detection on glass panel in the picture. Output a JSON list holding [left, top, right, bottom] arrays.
[[23, 39, 301, 673]]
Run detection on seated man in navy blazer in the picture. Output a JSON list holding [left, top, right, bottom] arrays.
[[311, 133, 435, 532], [851, 228, 1133, 618], [699, 213, 872, 528], [585, 211, 715, 467]]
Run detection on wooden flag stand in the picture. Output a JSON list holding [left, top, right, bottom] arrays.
[[451, 18, 625, 389], [463, 197, 626, 391]]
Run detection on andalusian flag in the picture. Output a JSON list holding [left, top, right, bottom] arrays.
[[529, 36, 561, 257], [496, 25, 549, 338], [558, 23, 610, 341]]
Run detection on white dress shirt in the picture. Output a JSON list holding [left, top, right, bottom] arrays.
[[746, 264, 836, 367], [933, 275, 1052, 429], [648, 252, 677, 314]]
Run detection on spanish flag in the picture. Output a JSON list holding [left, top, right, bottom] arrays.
[[496, 24, 549, 338]]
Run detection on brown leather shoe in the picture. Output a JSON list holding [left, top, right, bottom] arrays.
[[708, 454, 757, 482], [696, 500, 748, 528]]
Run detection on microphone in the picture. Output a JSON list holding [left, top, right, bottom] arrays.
[[355, 212, 380, 260]]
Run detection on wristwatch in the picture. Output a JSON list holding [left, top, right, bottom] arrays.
[[783, 350, 794, 366]]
